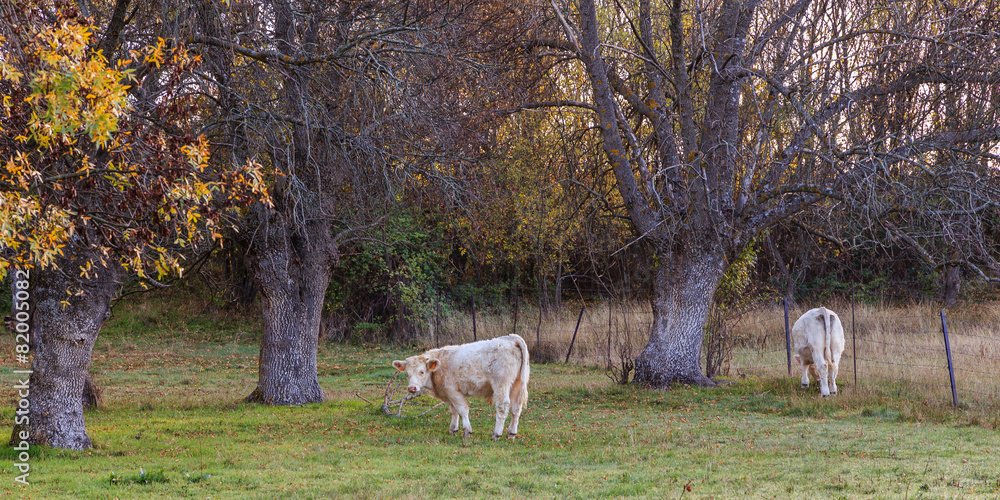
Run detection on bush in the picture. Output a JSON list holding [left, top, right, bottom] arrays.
[[326, 211, 447, 343]]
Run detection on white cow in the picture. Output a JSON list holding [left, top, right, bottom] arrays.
[[392, 334, 530, 439], [791, 307, 845, 397]]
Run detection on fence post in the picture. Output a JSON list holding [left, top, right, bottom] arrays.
[[940, 310, 959, 407], [435, 288, 441, 348], [565, 306, 585, 363], [784, 298, 791, 376], [536, 295, 543, 347], [513, 285, 519, 335], [607, 297, 613, 364], [851, 282, 857, 390], [472, 292, 477, 342]]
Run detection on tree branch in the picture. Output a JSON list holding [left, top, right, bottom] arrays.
[[495, 99, 597, 115]]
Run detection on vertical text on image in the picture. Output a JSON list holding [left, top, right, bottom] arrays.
[[11, 268, 31, 486]]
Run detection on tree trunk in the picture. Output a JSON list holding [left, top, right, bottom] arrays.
[[246, 210, 334, 405], [633, 249, 725, 389], [554, 259, 563, 312], [943, 264, 961, 308], [766, 233, 797, 309], [9, 255, 119, 449]]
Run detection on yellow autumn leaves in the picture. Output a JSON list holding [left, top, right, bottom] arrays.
[[0, 18, 269, 282], [21, 21, 131, 149]]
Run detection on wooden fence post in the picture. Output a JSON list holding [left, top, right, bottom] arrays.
[[472, 292, 477, 342], [940, 310, 959, 407], [565, 306, 585, 363], [513, 285, 519, 335], [851, 282, 857, 390], [607, 297, 612, 365], [784, 298, 791, 376], [536, 295, 543, 348]]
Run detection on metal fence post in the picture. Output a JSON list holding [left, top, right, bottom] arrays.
[[940, 310, 959, 407], [851, 282, 857, 390], [784, 298, 791, 376], [565, 306, 586, 363]]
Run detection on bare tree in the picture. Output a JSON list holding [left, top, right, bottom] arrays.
[[189, 0, 415, 404], [190, 0, 550, 404], [547, 0, 1000, 387]]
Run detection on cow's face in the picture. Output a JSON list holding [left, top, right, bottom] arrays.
[[391, 355, 439, 393]]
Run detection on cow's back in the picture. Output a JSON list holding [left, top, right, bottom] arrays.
[[432, 335, 525, 400], [826, 310, 846, 361], [792, 307, 846, 364]]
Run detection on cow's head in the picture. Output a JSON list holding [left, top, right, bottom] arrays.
[[391, 355, 440, 394]]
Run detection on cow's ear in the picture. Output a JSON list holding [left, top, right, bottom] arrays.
[[392, 360, 406, 371], [427, 359, 439, 371]]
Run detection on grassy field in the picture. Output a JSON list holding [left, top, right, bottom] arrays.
[[1, 293, 999, 498]]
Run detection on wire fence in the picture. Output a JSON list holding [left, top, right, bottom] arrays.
[[425, 289, 1000, 410], [579, 301, 1000, 410], [724, 325, 1000, 409], [772, 303, 1000, 409]]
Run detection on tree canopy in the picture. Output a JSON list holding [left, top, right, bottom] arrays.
[[545, 0, 1000, 387], [0, 3, 268, 283]]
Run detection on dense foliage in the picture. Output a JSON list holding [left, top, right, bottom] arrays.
[[0, 4, 267, 282]]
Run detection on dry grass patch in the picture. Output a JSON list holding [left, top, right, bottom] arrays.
[[432, 299, 1000, 413]]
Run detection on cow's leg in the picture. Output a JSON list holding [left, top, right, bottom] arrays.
[[448, 404, 460, 435], [507, 379, 525, 438], [453, 395, 473, 439], [491, 383, 513, 440], [507, 404, 523, 438], [814, 357, 831, 397], [795, 354, 810, 388], [829, 360, 839, 395], [830, 347, 843, 395]]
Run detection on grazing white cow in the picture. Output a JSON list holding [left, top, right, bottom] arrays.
[[791, 307, 846, 397], [392, 334, 530, 439]]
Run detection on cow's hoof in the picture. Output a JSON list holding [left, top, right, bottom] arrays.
[[506, 432, 517, 439], [449, 429, 458, 435], [800, 384, 809, 389], [463, 430, 471, 440], [821, 393, 830, 398], [491, 433, 501, 440]]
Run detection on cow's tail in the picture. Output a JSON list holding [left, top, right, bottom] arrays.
[[512, 334, 530, 403], [822, 307, 833, 362]]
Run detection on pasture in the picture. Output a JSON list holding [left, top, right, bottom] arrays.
[[1, 294, 999, 499]]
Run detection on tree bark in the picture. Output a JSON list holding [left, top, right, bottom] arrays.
[[943, 264, 961, 308], [766, 233, 798, 309], [633, 247, 725, 389], [246, 209, 334, 405], [9, 253, 119, 449]]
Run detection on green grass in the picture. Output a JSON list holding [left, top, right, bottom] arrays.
[[1, 294, 999, 498]]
